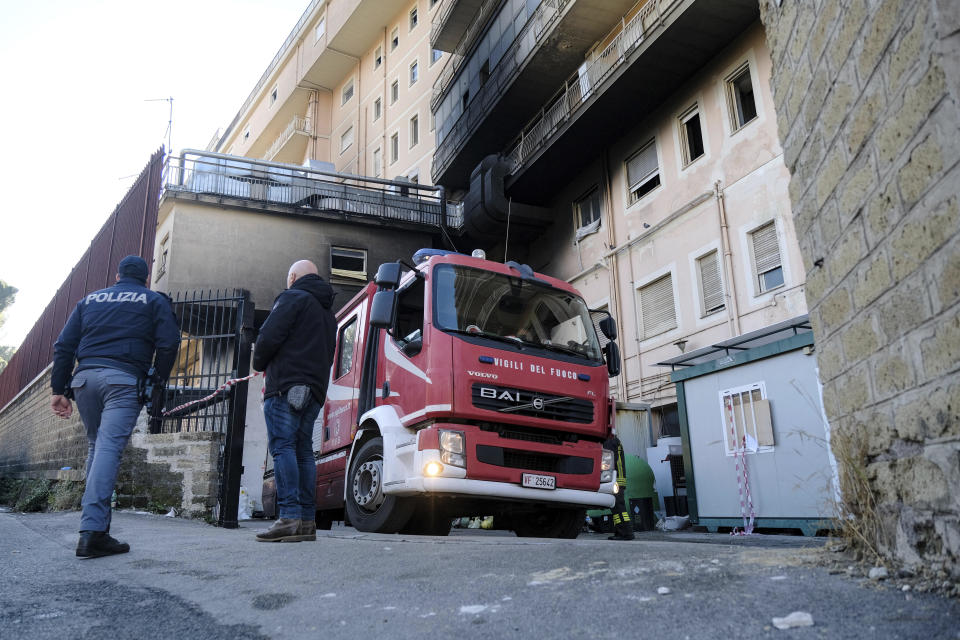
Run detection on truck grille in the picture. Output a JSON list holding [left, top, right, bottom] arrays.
[[476, 445, 594, 475], [471, 383, 594, 424]]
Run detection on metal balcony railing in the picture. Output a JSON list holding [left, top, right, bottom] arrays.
[[264, 115, 311, 161], [503, 0, 667, 173], [433, 0, 576, 178], [430, 0, 498, 109], [163, 150, 463, 230]]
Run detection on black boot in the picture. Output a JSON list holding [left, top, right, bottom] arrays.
[[608, 523, 635, 541], [76, 531, 131, 558]]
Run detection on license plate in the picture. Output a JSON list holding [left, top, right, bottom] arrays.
[[522, 473, 556, 490]]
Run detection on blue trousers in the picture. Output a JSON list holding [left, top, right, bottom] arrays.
[[264, 395, 321, 520], [71, 367, 142, 532]]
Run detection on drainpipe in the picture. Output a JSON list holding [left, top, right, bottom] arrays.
[[714, 180, 741, 336], [601, 148, 628, 402]]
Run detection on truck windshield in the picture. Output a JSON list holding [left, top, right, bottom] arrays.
[[433, 264, 603, 362]]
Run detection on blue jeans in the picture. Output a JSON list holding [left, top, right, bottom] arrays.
[[264, 394, 321, 520], [71, 367, 142, 532]]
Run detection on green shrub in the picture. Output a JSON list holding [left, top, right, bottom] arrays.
[[48, 480, 85, 511], [14, 479, 52, 512]]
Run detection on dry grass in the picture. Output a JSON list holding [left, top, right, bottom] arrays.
[[830, 426, 888, 563]]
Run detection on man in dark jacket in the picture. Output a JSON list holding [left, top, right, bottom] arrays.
[[253, 259, 337, 542], [604, 431, 635, 541], [50, 255, 180, 558]]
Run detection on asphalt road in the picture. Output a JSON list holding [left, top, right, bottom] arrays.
[[2, 510, 957, 639]]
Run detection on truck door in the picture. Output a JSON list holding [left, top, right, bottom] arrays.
[[380, 275, 428, 426], [316, 307, 363, 507]]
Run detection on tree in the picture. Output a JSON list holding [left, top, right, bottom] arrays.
[[0, 280, 18, 373]]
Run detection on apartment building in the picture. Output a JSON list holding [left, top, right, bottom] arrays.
[[429, 0, 807, 440]]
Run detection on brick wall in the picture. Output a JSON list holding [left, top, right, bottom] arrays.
[[759, 0, 959, 576], [0, 370, 222, 519]]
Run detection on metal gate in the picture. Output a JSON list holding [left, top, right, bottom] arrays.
[[153, 289, 254, 528]]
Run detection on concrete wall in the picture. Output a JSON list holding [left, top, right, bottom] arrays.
[[759, 0, 960, 575], [0, 369, 220, 518]]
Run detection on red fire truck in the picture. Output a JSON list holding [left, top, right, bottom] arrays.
[[309, 248, 622, 537]]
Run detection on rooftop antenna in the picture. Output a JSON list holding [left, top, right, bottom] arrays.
[[145, 97, 174, 155]]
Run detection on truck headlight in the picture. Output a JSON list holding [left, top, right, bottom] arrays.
[[439, 430, 466, 468], [601, 449, 614, 483]]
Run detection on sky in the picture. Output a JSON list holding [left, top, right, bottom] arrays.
[[0, 0, 310, 349]]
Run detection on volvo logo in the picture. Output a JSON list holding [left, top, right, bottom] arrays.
[[532, 397, 545, 410]]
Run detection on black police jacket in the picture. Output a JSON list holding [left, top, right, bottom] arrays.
[[51, 277, 180, 395], [253, 274, 337, 403]]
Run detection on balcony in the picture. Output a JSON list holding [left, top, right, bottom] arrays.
[[162, 150, 463, 231], [264, 116, 312, 163], [431, 0, 499, 106], [431, 0, 486, 52], [500, 0, 761, 203], [431, 0, 638, 190]]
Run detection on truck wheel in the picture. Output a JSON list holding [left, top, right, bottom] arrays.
[[345, 437, 414, 533], [399, 500, 451, 536], [512, 508, 585, 539]]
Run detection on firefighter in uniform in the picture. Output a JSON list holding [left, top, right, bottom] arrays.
[[605, 431, 635, 541], [50, 256, 179, 558]]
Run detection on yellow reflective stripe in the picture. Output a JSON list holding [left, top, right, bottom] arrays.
[[612, 514, 622, 524]]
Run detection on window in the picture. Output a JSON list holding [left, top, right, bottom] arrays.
[[409, 115, 419, 147], [679, 105, 705, 165], [751, 221, 784, 293], [335, 317, 358, 379], [374, 46, 382, 69], [626, 140, 660, 204], [373, 97, 382, 121], [331, 247, 367, 281], [409, 60, 419, 85], [390, 132, 399, 164], [479, 59, 490, 87], [726, 63, 758, 131], [719, 382, 774, 455], [638, 273, 677, 339], [243, 128, 250, 141], [315, 16, 326, 42], [431, 48, 442, 65], [391, 80, 399, 104], [340, 127, 354, 154], [270, 86, 278, 106], [394, 277, 425, 353], [697, 250, 725, 316], [156, 234, 169, 280], [574, 187, 601, 238], [430, 0, 439, 7], [407, 170, 419, 183], [342, 79, 354, 105], [391, 27, 399, 50], [462, 89, 470, 110], [373, 147, 382, 177], [409, 7, 418, 30]]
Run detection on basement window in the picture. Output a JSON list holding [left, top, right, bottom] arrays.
[[331, 247, 367, 281], [719, 382, 774, 455], [679, 104, 705, 166], [726, 62, 758, 132]]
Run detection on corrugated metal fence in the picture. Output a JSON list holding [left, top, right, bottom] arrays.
[[0, 148, 165, 411]]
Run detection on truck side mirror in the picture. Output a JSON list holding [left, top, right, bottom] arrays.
[[604, 341, 621, 377], [598, 316, 618, 340], [374, 262, 403, 289], [370, 290, 398, 329]]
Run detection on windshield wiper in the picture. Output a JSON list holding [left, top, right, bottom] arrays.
[[537, 342, 593, 359], [443, 327, 528, 349]]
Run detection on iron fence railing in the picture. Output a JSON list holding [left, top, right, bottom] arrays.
[[264, 115, 311, 161], [432, 0, 573, 177], [504, 0, 667, 173], [163, 150, 463, 230]]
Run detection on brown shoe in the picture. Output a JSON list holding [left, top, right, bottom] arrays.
[[299, 520, 317, 541], [256, 518, 303, 542]]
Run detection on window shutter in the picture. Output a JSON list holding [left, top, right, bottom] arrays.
[[752, 222, 781, 274], [699, 251, 724, 312], [627, 141, 658, 190], [640, 274, 676, 338]]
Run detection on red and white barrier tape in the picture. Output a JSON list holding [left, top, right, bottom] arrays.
[[162, 371, 263, 416], [727, 401, 755, 536]]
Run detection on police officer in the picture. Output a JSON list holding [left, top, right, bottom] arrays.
[[605, 431, 635, 541], [50, 256, 179, 558]]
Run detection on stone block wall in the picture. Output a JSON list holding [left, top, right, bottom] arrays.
[[0, 369, 223, 519], [759, 0, 959, 576]]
